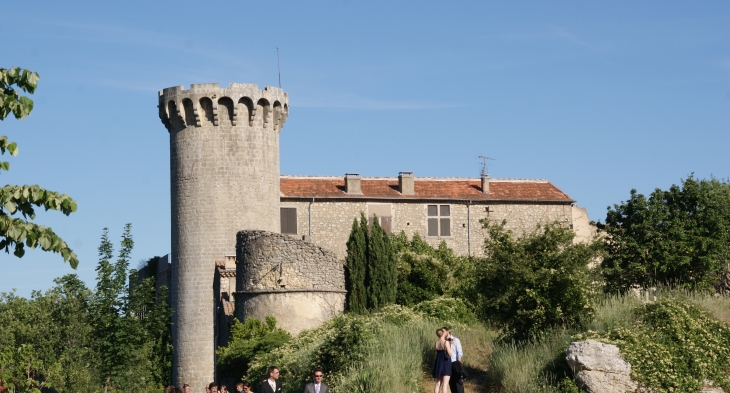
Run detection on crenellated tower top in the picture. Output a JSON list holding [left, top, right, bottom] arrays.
[[158, 83, 289, 132]]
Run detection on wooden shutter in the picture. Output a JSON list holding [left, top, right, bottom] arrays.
[[380, 216, 392, 234], [280, 207, 297, 234]]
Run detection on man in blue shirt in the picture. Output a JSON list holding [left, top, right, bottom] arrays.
[[443, 327, 465, 393]]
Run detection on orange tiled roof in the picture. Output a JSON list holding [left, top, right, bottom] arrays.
[[280, 176, 574, 202]]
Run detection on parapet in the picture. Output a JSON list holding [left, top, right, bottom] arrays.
[[158, 83, 289, 132]]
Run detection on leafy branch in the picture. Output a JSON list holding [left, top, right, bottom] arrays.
[[1, 67, 39, 120], [0, 67, 79, 268]]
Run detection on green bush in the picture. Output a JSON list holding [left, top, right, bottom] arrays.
[[391, 232, 476, 306], [581, 299, 730, 392], [413, 296, 476, 324], [475, 220, 601, 340], [245, 306, 428, 393], [216, 316, 291, 381]]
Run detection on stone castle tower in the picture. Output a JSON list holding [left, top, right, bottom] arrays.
[[158, 83, 289, 390]]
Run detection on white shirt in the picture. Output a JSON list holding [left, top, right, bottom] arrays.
[[268, 379, 276, 391], [314, 383, 321, 393]]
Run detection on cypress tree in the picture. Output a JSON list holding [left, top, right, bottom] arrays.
[[345, 217, 367, 313], [359, 212, 371, 299], [382, 227, 398, 305], [368, 214, 387, 309]]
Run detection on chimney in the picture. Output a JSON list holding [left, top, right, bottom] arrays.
[[398, 172, 414, 195], [345, 173, 362, 194], [481, 173, 490, 193]]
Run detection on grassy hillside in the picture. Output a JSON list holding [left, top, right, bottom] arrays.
[[237, 291, 730, 393]]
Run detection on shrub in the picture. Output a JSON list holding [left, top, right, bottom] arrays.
[[475, 220, 601, 340], [413, 297, 476, 324], [391, 232, 476, 307], [245, 306, 425, 393], [216, 316, 291, 382]]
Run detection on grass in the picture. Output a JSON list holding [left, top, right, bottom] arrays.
[[336, 319, 435, 393]]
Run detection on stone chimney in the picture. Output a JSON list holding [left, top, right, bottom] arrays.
[[345, 173, 362, 194], [481, 173, 490, 193], [398, 172, 414, 195]]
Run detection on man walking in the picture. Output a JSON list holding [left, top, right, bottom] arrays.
[[259, 366, 282, 393], [443, 327, 465, 393], [302, 368, 328, 393]]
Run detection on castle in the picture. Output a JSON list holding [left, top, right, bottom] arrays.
[[157, 83, 592, 391]]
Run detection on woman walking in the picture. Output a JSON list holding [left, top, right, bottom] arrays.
[[432, 328, 453, 393]]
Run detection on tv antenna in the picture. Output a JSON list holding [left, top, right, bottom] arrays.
[[276, 47, 282, 88], [478, 155, 495, 176]]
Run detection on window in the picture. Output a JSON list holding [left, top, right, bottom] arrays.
[[280, 207, 297, 234], [427, 205, 450, 237], [367, 203, 392, 234], [368, 216, 392, 234]]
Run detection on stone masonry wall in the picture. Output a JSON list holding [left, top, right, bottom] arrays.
[[235, 230, 345, 334], [280, 199, 573, 259], [159, 83, 288, 392]]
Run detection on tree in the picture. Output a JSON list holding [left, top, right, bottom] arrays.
[[0, 275, 96, 392], [366, 214, 396, 309], [344, 214, 367, 313], [476, 220, 601, 340], [600, 176, 730, 293], [90, 224, 136, 393], [0, 67, 78, 267], [382, 222, 397, 305], [127, 268, 173, 387], [0, 344, 59, 393]]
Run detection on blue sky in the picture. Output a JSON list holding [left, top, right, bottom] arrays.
[[2, 1, 729, 296]]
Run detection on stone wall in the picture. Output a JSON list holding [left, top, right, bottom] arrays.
[[235, 230, 345, 335], [159, 83, 288, 391], [280, 199, 574, 259]]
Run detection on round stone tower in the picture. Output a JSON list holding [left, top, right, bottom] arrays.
[[158, 83, 288, 390]]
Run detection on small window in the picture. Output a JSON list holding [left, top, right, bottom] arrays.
[[367, 215, 392, 234], [280, 207, 297, 234], [427, 204, 451, 237], [367, 203, 392, 234]]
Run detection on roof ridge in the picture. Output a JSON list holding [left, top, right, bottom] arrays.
[[280, 175, 548, 182]]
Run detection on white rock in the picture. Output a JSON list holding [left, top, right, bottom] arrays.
[[565, 340, 637, 393]]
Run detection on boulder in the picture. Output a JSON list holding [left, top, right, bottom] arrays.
[[565, 341, 726, 393], [565, 340, 637, 393], [701, 380, 726, 393]]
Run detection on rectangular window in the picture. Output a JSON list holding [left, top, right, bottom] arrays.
[[426, 204, 451, 237], [368, 215, 393, 234], [280, 207, 297, 234], [367, 203, 392, 234]]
